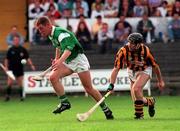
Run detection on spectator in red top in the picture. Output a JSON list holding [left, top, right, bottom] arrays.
[[45, 3, 61, 19]]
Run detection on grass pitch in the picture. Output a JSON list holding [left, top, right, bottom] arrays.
[[0, 95, 180, 131]]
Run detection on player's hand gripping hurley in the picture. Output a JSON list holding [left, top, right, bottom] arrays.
[[76, 91, 111, 122], [32, 66, 52, 81], [0, 63, 16, 80]]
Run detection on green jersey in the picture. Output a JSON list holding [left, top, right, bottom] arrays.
[[48, 26, 84, 63]]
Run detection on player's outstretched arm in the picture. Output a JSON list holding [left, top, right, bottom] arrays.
[[153, 65, 165, 91], [27, 58, 36, 71], [107, 67, 120, 91]]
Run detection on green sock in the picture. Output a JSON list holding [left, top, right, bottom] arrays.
[[58, 94, 69, 104], [100, 102, 108, 111]]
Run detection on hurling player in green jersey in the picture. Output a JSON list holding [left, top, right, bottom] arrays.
[[36, 16, 114, 120]]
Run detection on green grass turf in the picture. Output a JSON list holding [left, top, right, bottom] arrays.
[[0, 95, 180, 131]]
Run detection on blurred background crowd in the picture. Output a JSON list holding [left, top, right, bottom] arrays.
[[25, 0, 180, 54]]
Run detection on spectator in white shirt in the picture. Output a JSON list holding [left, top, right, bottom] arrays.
[[157, 1, 168, 17], [98, 22, 113, 54], [29, 0, 45, 19], [91, 0, 104, 11], [104, 0, 118, 18], [42, 0, 58, 12], [91, 3, 104, 18]]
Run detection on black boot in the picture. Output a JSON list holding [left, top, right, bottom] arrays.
[[53, 102, 71, 114]]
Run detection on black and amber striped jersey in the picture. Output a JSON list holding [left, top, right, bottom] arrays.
[[114, 43, 158, 71]]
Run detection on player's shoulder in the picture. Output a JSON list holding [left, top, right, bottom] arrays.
[[18, 46, 28, 52], [121, 44, 129, 51], [8, 46, 13, 50], [142, 43, 147, 47], [55, 26, 73, 36], [55, 26, 69, 33], [116, 45, 128, 54], [7, 47, 13, 53], [142, 43, 150, 50]]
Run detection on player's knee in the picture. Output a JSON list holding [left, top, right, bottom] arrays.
[[49, 74, 59, 83]]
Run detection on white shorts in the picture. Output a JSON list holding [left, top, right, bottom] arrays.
[[127, 66, 152, 82], [64, 54, 90, 73]]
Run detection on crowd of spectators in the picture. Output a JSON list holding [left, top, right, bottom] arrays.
[[28, 0, 180, 53], [28, 0, 180, 19]]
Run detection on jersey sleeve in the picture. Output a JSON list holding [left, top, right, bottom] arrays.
[[146, 47, 158, 68], [114, 48, 125, 69], [58, 33, 75, 51]]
